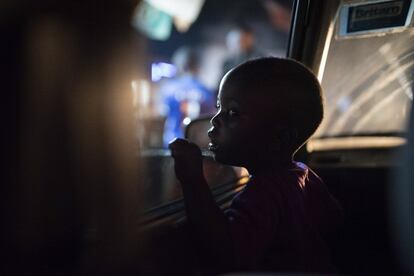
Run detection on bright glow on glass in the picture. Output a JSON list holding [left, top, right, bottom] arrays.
[[131, 80, 151, 107], [183, 117, 192, 126], [151, 62, 177, 82]]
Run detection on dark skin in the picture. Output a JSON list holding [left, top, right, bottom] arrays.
[[169, 71, 297, 270]]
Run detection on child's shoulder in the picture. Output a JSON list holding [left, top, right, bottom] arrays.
[[254, 162, 309, 184], [237, 169, 288, 201]]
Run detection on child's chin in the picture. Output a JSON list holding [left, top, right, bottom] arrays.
[[213, 152, 241, 167], [213, 151, 229, 164]]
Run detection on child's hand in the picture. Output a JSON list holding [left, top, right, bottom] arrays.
[[169, 138, 204, 185]]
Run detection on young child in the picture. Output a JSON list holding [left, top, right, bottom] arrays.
[[169, 57, 342, 273]]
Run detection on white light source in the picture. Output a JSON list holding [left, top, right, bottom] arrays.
[[183, 117, 192, 126], [147, 0, 205, 32], [151, 62, 177, 82]]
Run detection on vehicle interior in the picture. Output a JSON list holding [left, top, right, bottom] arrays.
[[2, 0, 413, 275]]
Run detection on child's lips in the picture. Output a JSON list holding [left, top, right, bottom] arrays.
[[208, 136, 219, 152], [208, 142, 219, 152], [207, 129, 219, 152]]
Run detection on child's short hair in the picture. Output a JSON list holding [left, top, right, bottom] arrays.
[[228, 57, 324, 151]]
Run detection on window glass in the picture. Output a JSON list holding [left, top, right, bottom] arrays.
[[133, 0, 294, 210], [315, 23, 414, 139]]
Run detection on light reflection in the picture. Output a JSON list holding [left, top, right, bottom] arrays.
[[307, 136, 406, 152], [317, 27, 414, 137], [183, 117, 192, 126], [151, 62, 177, 82], [131, 79, 151, 107]]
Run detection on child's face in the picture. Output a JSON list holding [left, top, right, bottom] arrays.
[[208, 75, 276, 167]]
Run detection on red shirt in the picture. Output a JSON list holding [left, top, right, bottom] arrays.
[[225, 162, 341, 273]]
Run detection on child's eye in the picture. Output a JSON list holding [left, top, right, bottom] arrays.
[[228, 109, 238, 117]]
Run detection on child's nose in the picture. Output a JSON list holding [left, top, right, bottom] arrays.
[[210, 113, 220, 127]]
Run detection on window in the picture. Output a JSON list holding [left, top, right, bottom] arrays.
[[134, 0, 294, 211], [313, 11, 413, 144]]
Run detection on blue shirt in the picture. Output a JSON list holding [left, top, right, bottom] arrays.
[[159, 75, 215, 147]]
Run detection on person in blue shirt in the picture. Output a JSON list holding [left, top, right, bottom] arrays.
[[159, 46, 215, 147]]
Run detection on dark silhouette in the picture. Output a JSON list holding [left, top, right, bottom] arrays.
[[169, 57, 342, 273]]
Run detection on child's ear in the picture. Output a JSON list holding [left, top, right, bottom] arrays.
[[279, 128, 298, 147], [268, 129, 289, 152], [268, 128, 298, 153]]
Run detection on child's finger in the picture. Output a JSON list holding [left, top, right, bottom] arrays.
[[168, 138, 188, 149], [168, 138, 188, 156], [168, 138, 201, 158]]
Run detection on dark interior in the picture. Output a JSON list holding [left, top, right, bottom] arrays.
[[137, 147, 404, 275], [314, 163, 401, 275]]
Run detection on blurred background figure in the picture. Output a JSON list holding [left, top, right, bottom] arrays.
[[222, 23, 264, 75], [158, 46, 215, 147], [262, 0, 293, 34]]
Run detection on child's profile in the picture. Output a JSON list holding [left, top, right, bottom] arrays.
[[169, 57, 342, 273]]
